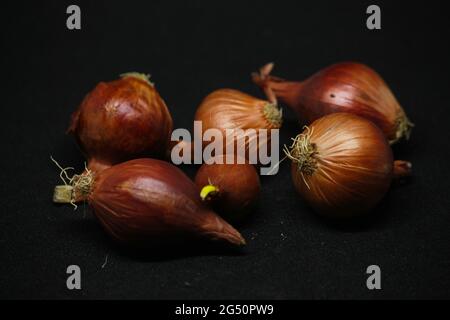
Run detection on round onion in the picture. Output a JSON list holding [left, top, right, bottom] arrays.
[[284, 113, 411, 217], [195, 155, 261, 222], [68, 73, 173, 172]]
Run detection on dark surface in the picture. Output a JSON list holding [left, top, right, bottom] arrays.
[[1, 0, 449, 299]]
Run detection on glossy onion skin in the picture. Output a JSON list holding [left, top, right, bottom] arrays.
[[194, 89, 281, 159], [195, 156, 261, 222], [291, 113, 394, 217], [255, 62, 410, 143], [68, 75, 173, 172], [88, 159, 245, 247]]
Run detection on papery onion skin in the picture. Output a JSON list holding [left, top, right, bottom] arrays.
[[68, 74, 173, 173], [194, 89, 282, 159], [74, 159, 245, 247], [195, 155, 261, 222], [253, 62, 413, 144], [287, 113, 398, 217]]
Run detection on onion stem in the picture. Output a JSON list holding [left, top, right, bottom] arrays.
[[53, 185, 74, 204], [120, 72, 153, 86]]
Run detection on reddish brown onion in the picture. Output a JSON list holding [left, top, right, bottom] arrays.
[[195, 155, 261, 222], [68, 73, 173, 172], [53, 158, 245, 247], [194, 89, 282, 160], [253, 62, 413, 144], [285, 113, 411, 217]]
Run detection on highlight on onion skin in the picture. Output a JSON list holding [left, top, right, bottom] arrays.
[[194, 155, 261, 223], [253, 62, 413, 144], [284, 113, 412, 218], [53, 158, 245, 248], [68, 73, 173, 173], [194, 89, 282, 159]]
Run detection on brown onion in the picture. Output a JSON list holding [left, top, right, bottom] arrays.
[[53, 158, 245, 247], [284, 113, 411, 217], [194, 89, 282, 160], [195, 155, 261, 222], [68, 73, 173, 173], [253, 62, 413, 144]]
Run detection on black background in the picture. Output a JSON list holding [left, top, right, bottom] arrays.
[[1, 0, 449, 299]]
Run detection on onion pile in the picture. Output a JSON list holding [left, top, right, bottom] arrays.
[[52, 62, 414, 252], [194, 155, 261, 223], [53, 159, 245, 247], [253, 62, 413, 144], [68, 73, 173, 173], [284, 113, 411, 217]]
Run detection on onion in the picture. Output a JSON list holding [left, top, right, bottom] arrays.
[[68, 73, 173, 173], [194, 155, 261, 222], [253, 62, 413, 144], [194, 89, 282, 160], [284, 113, 411, 217], [53, 158, 245, 247]]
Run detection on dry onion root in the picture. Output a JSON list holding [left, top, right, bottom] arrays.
[[285, 113, 411, 217]]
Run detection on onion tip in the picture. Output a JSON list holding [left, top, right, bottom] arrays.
[[393, 160, 412, 179], [120, 72, 153, 86], [392, 115, 414, 144]]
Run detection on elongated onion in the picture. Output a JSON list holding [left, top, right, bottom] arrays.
[[53, 159, 245, 247], [253, 62, 413, 144]]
